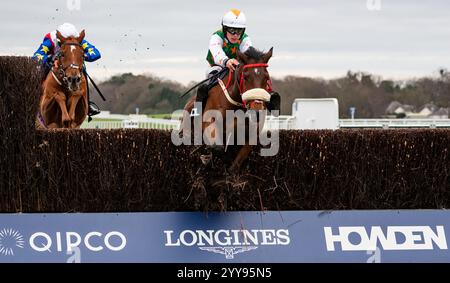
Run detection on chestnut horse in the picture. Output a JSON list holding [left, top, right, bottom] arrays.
[[37, 30, 88, 128], [181, 47, 274, 172]]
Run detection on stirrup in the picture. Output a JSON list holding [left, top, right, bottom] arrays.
[[190, 107, 200, 117]]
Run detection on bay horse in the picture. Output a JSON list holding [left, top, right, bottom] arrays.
[[181, 47, 274, 173], [37, 30, 88, 128]]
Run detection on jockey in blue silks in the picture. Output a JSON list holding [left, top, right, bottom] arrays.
[[33, 23, 102, 116]]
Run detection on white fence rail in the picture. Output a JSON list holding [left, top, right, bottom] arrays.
[[264, 115, 297, 130], [339, 119, 450, 128], [81, 118, 180, 130], [81, 117, 450, 130], [81, 120, 124, 129]]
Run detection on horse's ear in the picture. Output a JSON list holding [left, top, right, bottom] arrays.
[[262, 47, 273, 63], [77, 29, 85, 43], [56, 30, 66, 43], [237, 50, 248, 64]]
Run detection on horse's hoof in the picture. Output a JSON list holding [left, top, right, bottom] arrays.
[[200, 153, 212, 165]]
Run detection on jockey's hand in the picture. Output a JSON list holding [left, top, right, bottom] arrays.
[[226, 58, 239, 71]]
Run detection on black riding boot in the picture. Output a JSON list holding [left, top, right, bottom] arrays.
[[268, 91, 281, 116], [39, 60, 52, 82], [83, 68, 101, 117], [191, 83, 209, 117], [88, 101, 101, 116]]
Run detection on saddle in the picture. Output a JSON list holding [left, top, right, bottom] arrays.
[[195, 67, 229, 107], [207, 67, 229, 89]]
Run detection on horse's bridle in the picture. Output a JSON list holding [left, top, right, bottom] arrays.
[[219, 63, 273, 108], [51, 42, 85, 88], [238, 63, 272, 93]]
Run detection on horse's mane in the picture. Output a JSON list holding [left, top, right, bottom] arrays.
[[244, 47, 265, 60]]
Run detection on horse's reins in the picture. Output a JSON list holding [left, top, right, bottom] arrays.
[[219, 63, 273, 108]]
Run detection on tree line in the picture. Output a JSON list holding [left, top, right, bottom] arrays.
[[92, 69, 450, 118]]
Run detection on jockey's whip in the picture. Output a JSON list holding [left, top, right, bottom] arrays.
[[179, 67, 229, 98], [84, 69, 106, 101], [179, 77, 210, 98], [83, 68, 106, 123]]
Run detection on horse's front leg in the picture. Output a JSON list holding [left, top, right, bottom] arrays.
[[229, 144, 253, 173], [68, 92, 88, 128], [202, 102, 227, 151], [67, 95, 81, 128], [51, 92, 71, 128]]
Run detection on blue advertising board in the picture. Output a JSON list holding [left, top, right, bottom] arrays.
[[0, 210, 449, 263]]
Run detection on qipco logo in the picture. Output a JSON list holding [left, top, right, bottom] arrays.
[[29, 231, 127, 253]]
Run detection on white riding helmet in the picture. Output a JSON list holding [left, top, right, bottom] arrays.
[[222, 9, 246, 29], [57, 23, 79, 38]]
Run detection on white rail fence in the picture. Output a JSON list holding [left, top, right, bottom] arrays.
[[339, 119, 450, 128], [81, 117, 180, 130], [81, 116, 450, 130]]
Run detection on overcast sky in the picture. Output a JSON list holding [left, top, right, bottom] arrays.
[[2, 0, 450, 84]]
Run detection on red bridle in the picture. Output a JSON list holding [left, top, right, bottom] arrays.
[[224, 63, 273, 104]]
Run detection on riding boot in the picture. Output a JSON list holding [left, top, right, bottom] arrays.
[[267, 91, 281, 116], [191, 83, 209, 117], [39, 61, 52, 83], [88, 101, 101, 116], [84, 68, 101, 117]]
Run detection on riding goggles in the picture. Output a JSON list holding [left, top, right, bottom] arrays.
[[226, 28, 244, 36]]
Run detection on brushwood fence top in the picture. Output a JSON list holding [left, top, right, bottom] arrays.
[[2, 57, 450, 213], [81, 112, 450, 130]]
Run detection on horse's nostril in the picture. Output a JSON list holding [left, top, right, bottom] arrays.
[[69, 76, 80, 84]]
